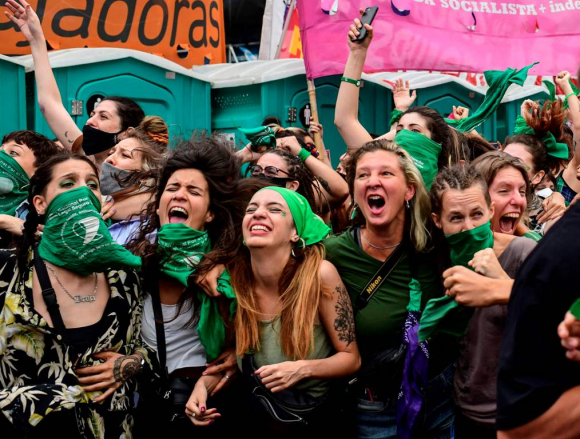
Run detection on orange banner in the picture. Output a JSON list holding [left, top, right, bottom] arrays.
[[0, 0, 225, 67]]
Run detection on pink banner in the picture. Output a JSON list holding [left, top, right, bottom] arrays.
[[297, 0, 580, 78]]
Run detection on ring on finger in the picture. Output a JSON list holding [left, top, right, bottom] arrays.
[[224, 374, 230, 380], [190, 413, 196, 419]]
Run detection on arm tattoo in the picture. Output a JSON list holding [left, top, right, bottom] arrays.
[[333, 285, 356, 346], [113, 354, 143, 383], [64, 130, 74, 144], [318, 176, 331, 193]]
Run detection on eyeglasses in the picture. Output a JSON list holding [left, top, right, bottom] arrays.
[[249, 164, 293, 178]]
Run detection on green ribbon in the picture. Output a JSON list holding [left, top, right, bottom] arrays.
[[239, 126, 277, 153], [514, 116, 569, 160], [419, 222, 494, 342], [38, 186, 141, 276], [394, 129, 442, 190], [445, 62, 538, 133], [157, 223, 236, 362], [570, 298, 580, 320], [257, 187, 331, 245], [0, 150, 30, 216]]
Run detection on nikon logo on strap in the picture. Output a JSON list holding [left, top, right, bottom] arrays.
[[366, 276, 383, 294]]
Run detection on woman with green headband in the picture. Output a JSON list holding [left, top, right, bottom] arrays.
[[0, 153, 149, 438], [127, 135, 250, 435], [190, 186, 360, 436], [324, 139, 457, 438], [423, 164, 536, 438]]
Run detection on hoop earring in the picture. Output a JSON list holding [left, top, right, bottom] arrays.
[[297, 237, 306, 249], [291, 249, 296, 258], [242, 239, 247, 247]]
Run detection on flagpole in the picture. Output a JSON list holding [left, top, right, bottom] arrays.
[[274, 0, 297, 59], [307, 78, 330, 164]]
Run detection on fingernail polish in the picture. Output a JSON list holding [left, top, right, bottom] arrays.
[[201, 407, 206, 412]]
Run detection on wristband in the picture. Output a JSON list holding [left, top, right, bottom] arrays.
[[297, 148, 312, 162], [389, 109, 404, 126], [341, 76, 362, 87], [565, 92, 577, 100]]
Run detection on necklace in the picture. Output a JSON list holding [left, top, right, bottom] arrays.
[[44, 263, 98, 304], [361, 229, 401, 251]]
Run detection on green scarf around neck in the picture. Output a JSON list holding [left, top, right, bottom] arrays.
[[0, 150, 30, 216], [157, 223, 236, 362], [394, 129, 441, 190], [418, 222, 494, 342], [445, 62, 538, 133], [38, 186, 141, 275], [513, 116, 569, 160]]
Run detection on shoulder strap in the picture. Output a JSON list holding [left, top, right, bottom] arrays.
[[147, 262, 169, 381], [33, 247, 67, 336], [355, 240, 407, 312]]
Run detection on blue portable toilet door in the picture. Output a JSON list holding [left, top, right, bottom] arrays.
[[75, 75, 176, 134]]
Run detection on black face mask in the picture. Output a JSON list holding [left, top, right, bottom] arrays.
[[82, 125, 123, 156], [256, 174, 295, 187], [99, 161, 133, 195]]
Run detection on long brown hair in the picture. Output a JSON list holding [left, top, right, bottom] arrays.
[[229, 242, 329, 360]]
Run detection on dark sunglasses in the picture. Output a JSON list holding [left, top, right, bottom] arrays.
[[248, 164, 293, 178]]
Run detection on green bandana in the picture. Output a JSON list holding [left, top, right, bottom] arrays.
[[514, 116, 569, 160], [445, 62, 538, 133], [563, 81, 579, 110], [157, 223, 236, 362], [419, 222, 494, 342], [38, 186, 141, 275], [394, 129, 441, 190], [570, 298, 580, 320], [0, 150, 30, 216], [257, 186, 331, 245], [389, 109, 404, 127], [239, 126, 277, 154]]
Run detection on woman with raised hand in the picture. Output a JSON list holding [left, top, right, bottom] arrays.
[[422, 164, 536, 438], [188, 186, 359, 437], [0, 153, 148, 438], [127, 135, 248, 435], [324, 139, 456, 438], [5, 0, 145, 166]]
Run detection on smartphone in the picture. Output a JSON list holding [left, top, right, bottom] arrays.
[[353, 6, 379, 42]]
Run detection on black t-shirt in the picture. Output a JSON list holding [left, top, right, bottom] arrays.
[[496, 202, 580, 430]]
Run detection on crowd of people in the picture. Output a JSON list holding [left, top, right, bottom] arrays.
[[1, 2, 580, 438]]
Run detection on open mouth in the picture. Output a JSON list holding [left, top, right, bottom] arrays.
[[498, 212, 520, 234], [168, 206, 189, 224], [367, 194, 386, 215], [249, 223, 272, 235]]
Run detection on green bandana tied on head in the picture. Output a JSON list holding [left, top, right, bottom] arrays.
[[445, 62, 538, 133], [257, 186, 331, 245], [419, 222, 494, 342], [157, 223, 236, 362], [0, 150, 30, 216], [38, 186, 141, 275], [394, 130, 441, 190], [514, 116, 569, 160], [239, 126, 277, 154]]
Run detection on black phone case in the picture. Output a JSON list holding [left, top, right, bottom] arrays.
[[353, 6, 379, 42]]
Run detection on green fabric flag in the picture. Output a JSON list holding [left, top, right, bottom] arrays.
[[157, 223, 236, 362], [563, 80, 580, 110], [0, 150, 30, 216], [38, 186, 141, 275], [570, 298, 580, 320], [394, 129, 442, 190], [445, 62, 538, 133], [257, 186, 331, 245], [543, 80, 556, 102], [239, 126, 277, 153], [513, 116, 569, 160], [419, 222, 494, 342]]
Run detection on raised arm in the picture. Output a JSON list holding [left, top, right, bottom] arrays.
[[5, 0, 82, 150]]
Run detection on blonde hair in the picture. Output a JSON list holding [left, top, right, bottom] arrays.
[[125, 115, 169, 170], [229, 243, 329, 360], [346, 139, 431, 252]]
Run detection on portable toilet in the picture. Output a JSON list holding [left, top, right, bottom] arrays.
[[195, 59, 390, 168], [0, 55, 27, 138], [17, 48, 211, 141]]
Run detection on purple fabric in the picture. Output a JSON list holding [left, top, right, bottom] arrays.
[[397, 310, 430, 439]]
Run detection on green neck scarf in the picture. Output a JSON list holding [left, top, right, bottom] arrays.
[[157, 223, 236, 362], [394, 129, 441, 190], [514, 116, 569, 160], [0, 150, 30, 216], [239, 126, 277, 153], [418, 222, 494, 342], [445, 62, 538, 133], [257, 187, 331, 245], [38, 186, 141, 275]]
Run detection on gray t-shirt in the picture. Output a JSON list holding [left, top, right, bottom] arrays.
[[454, 236, 537, 424]]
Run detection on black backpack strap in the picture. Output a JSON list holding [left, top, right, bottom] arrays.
[[33, 247, 67, 336], [147, 262, 169, 381]]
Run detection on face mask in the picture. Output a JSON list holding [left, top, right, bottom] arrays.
[[445, 221, 494, 268], [38, 186, 141, 275], [256, 173, 295, 187], [99, 161, 133, 196], [0, 150, 29, 215], [82, 125, 123, 156]]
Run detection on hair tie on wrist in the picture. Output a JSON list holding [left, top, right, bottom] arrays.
[[297, 148, 311, 162], [565, 92, 577, 100]]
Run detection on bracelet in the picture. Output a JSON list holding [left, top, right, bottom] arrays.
[[297, 148, 312, 162], [341, 76, 362, 87], [565, 92, 577, 100]]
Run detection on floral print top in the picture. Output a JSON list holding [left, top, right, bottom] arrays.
[[0, 249, 151, 439]]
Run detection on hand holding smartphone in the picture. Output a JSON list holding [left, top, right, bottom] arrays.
[[352, 6, 378, 42]]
